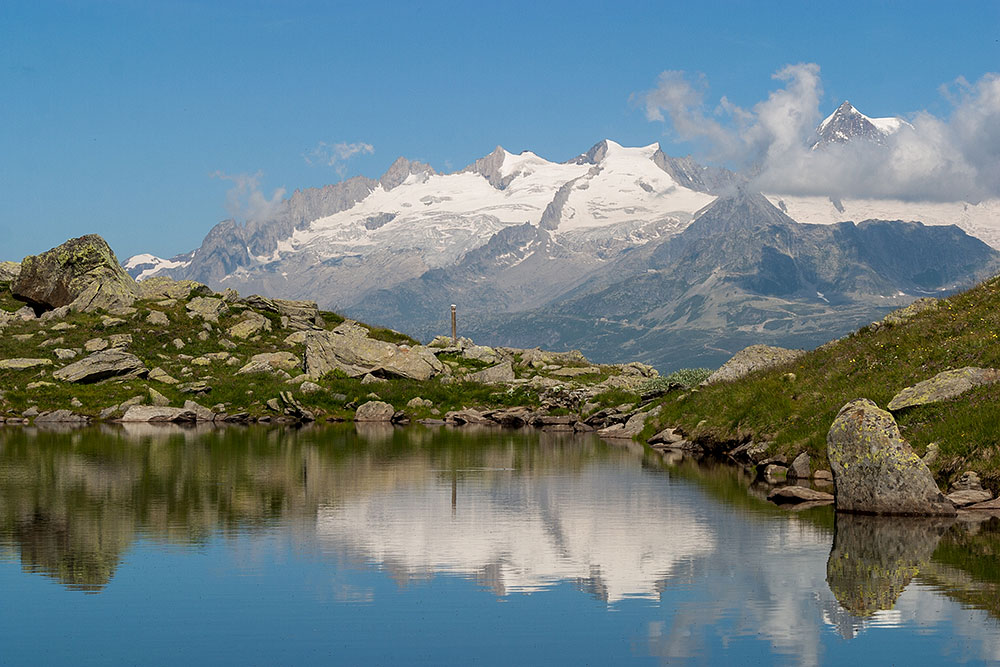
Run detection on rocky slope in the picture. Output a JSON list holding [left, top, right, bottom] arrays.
[[0, 237, 664, 432]]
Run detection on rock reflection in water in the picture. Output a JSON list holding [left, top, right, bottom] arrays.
[[826, 513, 954, 617]]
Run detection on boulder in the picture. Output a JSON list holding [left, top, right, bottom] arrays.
[[227, 311, 271, 339], [354, 400, 395, 422], [827, 399, 956, 515], [444, 409, 494, 425], [767, 486, 834, 504], [304, 322, 442, 381], [880, 297, 938, 326], [787, 452, 811, 480], [53, 349, 148, 383], [705, 345, 804, 384], [946, 489, 994, 507], [462, 344, 497, 364], [0, 358, 53, 370], [33, 409, 89, 424], [0, 261, 20, 282], [887, 367, 1000, 411], [12, 234, 138, 313], [147, 310, 169, 326], [182, 400, 216, 422], [464, 361, 515, 385], [137, 276, 207, 300], [245, 351, 299, 372], [148, 387, 171, 407], [965, 497, 1000, 511], [185, 296, 226, 322], [120, 405, 197, 422], [148, 367, 179, 384], [648, 427, 685, 446], [598, 407, 660, 440], [241, 294, 322, 330]]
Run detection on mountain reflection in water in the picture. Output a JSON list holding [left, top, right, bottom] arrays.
[[1, 423, 1000, 665]]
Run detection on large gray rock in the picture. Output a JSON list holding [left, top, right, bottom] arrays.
[[827, 399, 956, 516], [706, 345, 804, 384], [946, 489, 993, 507], [185, 296, 227, 322], [0, 261, 20, 282], [34, 409, 89, 424], [53, 349, 148, 383], [12, 234, 138, 312], [304, 321, 442, 381], [242, 294, 322, 330], [463, 360, 515, 385], [787, 452, 811, 480], [354, 400, 395, 422], [767, 486, 834, 504], [137, 276, 208, 300], [120, 405, 197, 422], [227, 311, 270, 339], [0, 358, 53, 370], [887, 367, 1000, 411]]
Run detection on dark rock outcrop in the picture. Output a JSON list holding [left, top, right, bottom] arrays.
[[827, 399, 956, 515]]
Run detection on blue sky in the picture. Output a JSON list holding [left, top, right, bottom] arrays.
[[2, 0, 998, 260]]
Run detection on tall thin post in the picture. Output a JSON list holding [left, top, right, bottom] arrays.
[[451, 304, 457, 345]]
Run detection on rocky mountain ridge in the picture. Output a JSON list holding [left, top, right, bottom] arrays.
[[121, 103, 1000, 369]]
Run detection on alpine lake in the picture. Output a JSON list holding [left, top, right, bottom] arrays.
[[1, 423, 999, 666]]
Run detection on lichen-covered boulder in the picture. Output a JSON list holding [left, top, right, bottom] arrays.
[[706, 345, 804, 384], [53, 349, 148, 383], [304, 320, 442, 381], [12, 235, 138, 313], [354, 400, 395, 422], [137, 276, 209, 300], [887, 367, 1000, 411], [464, 360, 515, 385], [242, 294, 322, 331], [0, 358, 53, 370], [185, 296, 227, 322], [0, 261, 20, 282], [827, 399, 955, 516], [227, 311, 271, 339]]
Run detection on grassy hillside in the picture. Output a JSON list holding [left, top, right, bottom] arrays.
[[647, 274, 1000, 491]]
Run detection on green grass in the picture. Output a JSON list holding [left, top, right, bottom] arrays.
[[648, 274, 1000, 489]]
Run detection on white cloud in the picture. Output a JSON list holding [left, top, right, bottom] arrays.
[[304, 140, 375, 177], [638, 65, 1000, 202], [210, 170, 286, 222]]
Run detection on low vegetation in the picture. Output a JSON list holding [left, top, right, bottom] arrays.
[[646, 274, 1000, 489]]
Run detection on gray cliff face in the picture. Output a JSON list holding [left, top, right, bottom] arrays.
[[380, 156, 435, 191], [651, 148, 738, 194], [566, 139, 610, 166], [460, 146, 516, 189]]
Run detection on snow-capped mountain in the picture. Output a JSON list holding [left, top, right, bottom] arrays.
[[127, 105, 1000, 368], [810, 100, 910, 149]]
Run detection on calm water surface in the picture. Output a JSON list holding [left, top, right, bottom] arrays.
[[1, 423, 998, 665]]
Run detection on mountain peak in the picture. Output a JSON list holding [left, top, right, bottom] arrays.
[[813, 100, 907, 149], [380, 156, 436, 191]]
